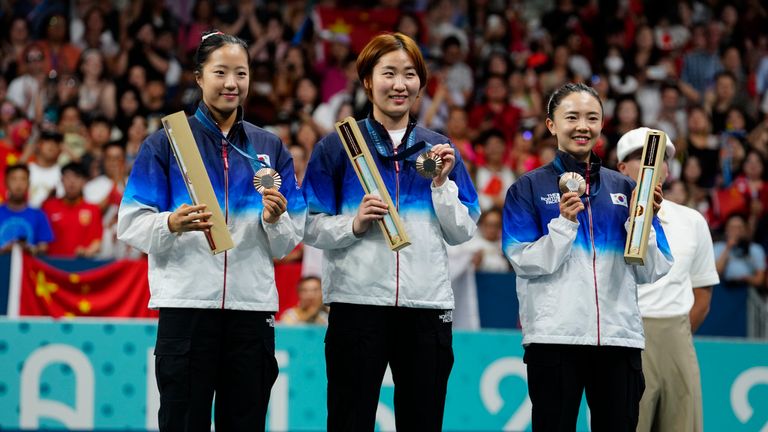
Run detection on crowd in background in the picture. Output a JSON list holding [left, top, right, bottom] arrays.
[[1, 0, 768, 329]]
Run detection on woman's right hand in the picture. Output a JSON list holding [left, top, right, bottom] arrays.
[[352, 194, 389, 236], [560, 191, 584, 222], [167, 204, 213, 233]]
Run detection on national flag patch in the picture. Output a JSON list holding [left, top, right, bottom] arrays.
[[611, 193, 628, 207]]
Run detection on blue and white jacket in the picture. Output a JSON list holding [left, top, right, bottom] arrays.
[[502, 150, 673, 348], [117, 103, 306, 311], [303, 117, 480, 309]]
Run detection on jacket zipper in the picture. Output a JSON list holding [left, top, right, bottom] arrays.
[[221, 140, 229, 309], [394, 145, 400, 307], [585, 164, 600, 345]]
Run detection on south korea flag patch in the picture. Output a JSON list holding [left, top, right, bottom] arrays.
[[611, 193, 628, 207]]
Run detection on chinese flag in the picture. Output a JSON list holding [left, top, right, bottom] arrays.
[[314, 7, 402, 53], [18, 253, 156, 318]]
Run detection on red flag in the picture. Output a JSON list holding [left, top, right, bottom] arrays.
[[314, 7, 401, 53], [18, 253, 156, 318]]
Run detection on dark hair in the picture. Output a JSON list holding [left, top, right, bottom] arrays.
[[61, 162, 88, 178], [356, 32, 428, 98], [478, 206, 503, 225], [546, 82, 603, 120], [477, 128, 506, 146], [5, 163, 29, 178], [714, 70, 737, 84], [39, 129, 64, 142], [103, 140, 126, 154], [193, 30, 250, 77], [86, 114, 111, 128]]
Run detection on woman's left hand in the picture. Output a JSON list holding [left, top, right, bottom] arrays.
[[653, 183, 663, 215], [431, 143, 456, 187], [262, 188, 288, 224]]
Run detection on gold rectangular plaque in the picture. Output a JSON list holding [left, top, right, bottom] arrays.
[[162, 111, 234, 255], [335, 117, 410, 251], [624, 129, 667, 265]]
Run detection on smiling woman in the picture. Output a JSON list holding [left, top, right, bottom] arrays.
[[502, 82, 674, 432], [302, 32, 480, 431], [117, 30, 307, 431]]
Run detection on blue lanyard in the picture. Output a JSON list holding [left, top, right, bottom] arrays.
[[364, 118, 420, 160], [193, 107, 268, 171]]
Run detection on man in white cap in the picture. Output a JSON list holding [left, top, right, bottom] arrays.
[[616, 127, 719, 432]]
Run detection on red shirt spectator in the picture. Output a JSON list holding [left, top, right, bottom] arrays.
[[42, 162, 102, 257]]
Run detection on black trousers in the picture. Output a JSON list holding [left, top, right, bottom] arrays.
[[325, 302, 454, 432], [524, 343, 645, 432], [154, 308, 278, 432]]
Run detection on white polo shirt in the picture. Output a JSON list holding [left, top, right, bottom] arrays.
[[637, 200, 720, 318]]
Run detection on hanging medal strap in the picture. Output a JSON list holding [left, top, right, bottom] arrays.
[[194, 107, 268, 171], [365, 118, 423, 162]]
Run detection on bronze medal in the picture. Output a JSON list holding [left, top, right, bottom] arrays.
[[558, 172, 586, 196], [415, 151, 443, 179], [253, 168, 282, 194]]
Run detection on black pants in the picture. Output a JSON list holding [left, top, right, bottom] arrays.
[[154, 308, 278, 432], [524, 343, 645, 432], [325, 302, 454, 432]]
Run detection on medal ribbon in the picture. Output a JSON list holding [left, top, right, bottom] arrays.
[[194, 107, 268, 173]]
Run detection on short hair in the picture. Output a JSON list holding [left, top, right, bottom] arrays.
[[39, 129, 64, 143], [5, 163, 29, 178], [356, 32, 427, 98], [61, 162, 88, 178]]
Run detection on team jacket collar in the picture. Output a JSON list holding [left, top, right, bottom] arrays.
[[196, 102, 245, 143], [365, 112, 419, 159], [552, 150, 602, 197]]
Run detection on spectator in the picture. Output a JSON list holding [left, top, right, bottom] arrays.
[[439, 35, 473, 108], [72, 6, 120, 60], [114, 85, 146, 137], [76, 49, 117, 120], [681, 23, 722, 101], [37, 13, 81, 77], [510, 129, 541, 176], [124, 114, 149, 169], [655, 81, 688, 143], [56, 104, 88, 165], [178, 0, 216, 58], [84, 141, 136, 259], [475, 128, 516, 211], [6, 44, 49, 121], [280, 276, 328, 325], [445, 106, 476, 173], [474, 207, 509, 272], [508, 67, 543, 132], [81, 115, 114, 179], [685, 105, 720, 189], [0, 16, 31, 79], [289, 144, 308, 186], [42, 162, 102, 257], [27, 130, 64, 208], [468, 74, 521, 142], [314, 32, 353, 103], [711, 213, 766, 337], [0, 164, 53, 255]]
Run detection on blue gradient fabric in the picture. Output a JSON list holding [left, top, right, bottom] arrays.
[[117, 103, 306, 311], [502, 151, 673, 348], [302, 117, 480, 309]]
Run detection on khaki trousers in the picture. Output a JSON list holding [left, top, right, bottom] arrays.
[[637, 315, 703, 432]]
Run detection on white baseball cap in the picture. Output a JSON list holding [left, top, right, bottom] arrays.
[[616, 127, 676, 163]]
